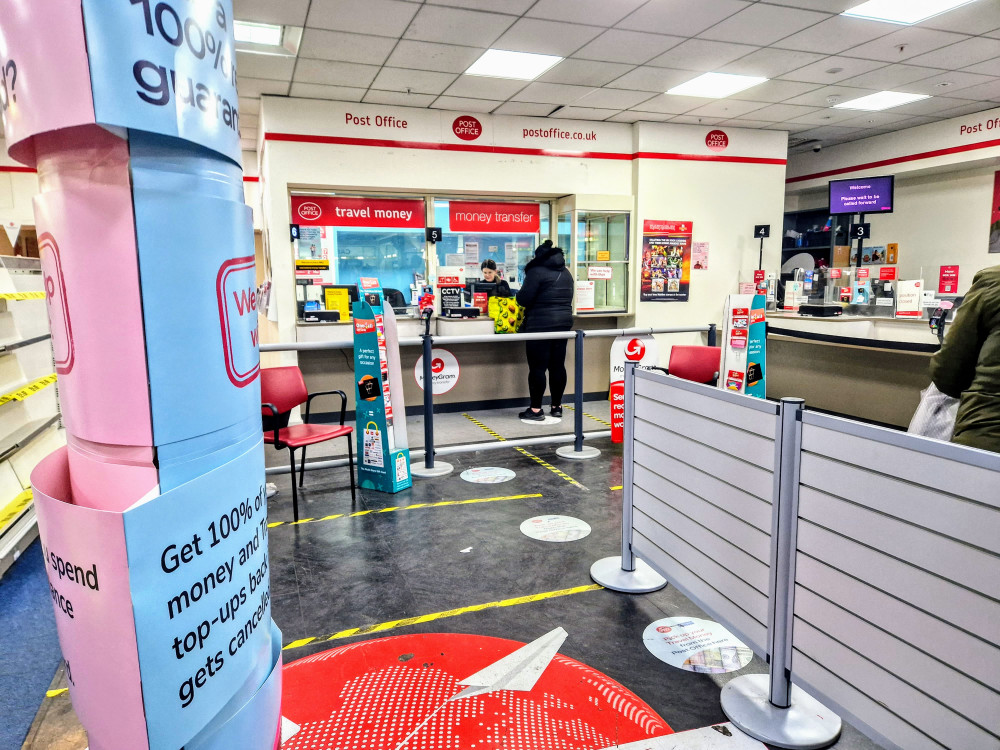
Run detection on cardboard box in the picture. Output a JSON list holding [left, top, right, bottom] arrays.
[[833, 245, 851, 267]]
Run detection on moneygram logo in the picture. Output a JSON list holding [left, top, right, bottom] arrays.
[[297, 201, 322, 221], [624, 339, 645, 361], [431, 357, 445, 373]]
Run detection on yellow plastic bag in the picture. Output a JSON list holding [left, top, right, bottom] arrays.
[[493, 297, 525, 334]]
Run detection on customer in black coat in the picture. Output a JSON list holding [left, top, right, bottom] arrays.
[[516, 240, 574, 421]]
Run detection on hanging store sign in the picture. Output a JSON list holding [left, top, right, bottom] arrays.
[[448, 201, 540, 233], [291, 196, 424, 228]]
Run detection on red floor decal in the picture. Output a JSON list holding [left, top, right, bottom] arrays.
[[281, 632, 671, 749]]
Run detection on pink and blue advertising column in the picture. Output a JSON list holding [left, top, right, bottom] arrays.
[[0, 3, 282, 749]]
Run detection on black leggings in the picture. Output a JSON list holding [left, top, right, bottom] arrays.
[[525, 339, 568, 410]]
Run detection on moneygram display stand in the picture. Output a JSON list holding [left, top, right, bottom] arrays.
[[353, 280, 412, 493], [0, 3, 281, 749], [719, 294, 767, 398]]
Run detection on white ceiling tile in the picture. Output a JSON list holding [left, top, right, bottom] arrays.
[[917, 1, 1000, 35], [836, 64, 942, 91], [718, 118, 779, 128], [884, 95, 979, 116], [762, 121, 815, 133], [239, 97, 260, 114], [404, 5, 516, 47], [774, 15, 899, 55], [727, 79, 822, 103], [894, 115, 944, 127], [836, 111, 920, 128], [574, 30, 685, 65], [607, 111, 672, 122], [902, 71, 998, 95], [511, 82, 599, 105], [745, 102, 824, 122], [233, 0, 309, 26], [616, 0, 752, 38], [606, 66, 701, 92], [538, 59, 637, 87], [699, 4, 831, 47], [241, 113, 259, 127], [236, 77, 291, 97], [493, 102, 558, 116], [528, 0, 647, 27], [683, 99, 769, 118], [551, 106, 620, 120], [783, 84, 880, 107], [668, 115, 726, 125], [759, 0, 856, 10], [647, 39, 760, 72], [430, 96, 504, 113], [363, 90, 438, 107], [960, 58, 1000, 77], [935, 101, 999, 117], [288, 83, 368, 101], [240, 127, 257, 139], [426, 0, 535, 13], [370, 67, 458, 95], [240, 139, 257, 150], [778, 56, 888, 84], [630, 93, 709, 114], [573, 88, 660, 109], [441, 76, 530, 99], [297, 29, 398, 65], [385, 41, 487, 74], [907, 36, 1000, 70], [845, 27, 971, 63], [790, 124, 870, 141], [293, 59, 380, 87], [237, 52, 295, 81], [940, 78, 1000, 101], [491, 18, 604, 57], [307, 0, 419, 36], [718, 47, 826, 78], [784, 108, 870, 125]]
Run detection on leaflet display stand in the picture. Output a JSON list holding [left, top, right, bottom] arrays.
[[719, 294, 767, 399], [353, 279, 412, 493]]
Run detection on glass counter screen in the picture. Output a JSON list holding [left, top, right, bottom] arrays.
[[828, 175, 894, 215]]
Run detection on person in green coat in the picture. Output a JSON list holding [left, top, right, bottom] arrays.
[[930, 265, 1000, 453]]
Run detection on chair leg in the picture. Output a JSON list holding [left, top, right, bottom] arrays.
[[347, 434, 357, 505], [299, 446, 307, 488], [288, 448, 299, 522]]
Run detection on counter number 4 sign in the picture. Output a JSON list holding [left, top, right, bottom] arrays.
[[754, 225, 770, 238]]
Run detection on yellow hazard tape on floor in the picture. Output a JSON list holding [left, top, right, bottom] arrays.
[[0, 488, 32, 535], [0, 373, 57, 406], [565, 405, 613, 428], [462, 413, 587, 490], [268, 493, 543, 529], [0, 292, 46, 301], [610, 485, 623, 491], [282, 583, 603, 651], [45, 688, 68, 698]]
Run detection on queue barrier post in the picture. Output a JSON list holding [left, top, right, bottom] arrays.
[[589, 362, 667, 592], [411, 331, 453, 478], [708, 323, 717, 347], [556, 329, 600, 461]]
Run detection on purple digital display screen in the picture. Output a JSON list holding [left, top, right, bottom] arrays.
[[829, 175, 894, 214]]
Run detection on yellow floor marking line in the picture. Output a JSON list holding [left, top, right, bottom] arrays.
[[282, 583, 604, 651], [0, 374, 57, 406], [0, 292, 46, 301], [565, 405, 613, 428], [462, 413, 588, 490], [45, 688, 68, 698], [610, 485, 623, 491], [267, 493, 543, 529], [0, 488, 33, 535]]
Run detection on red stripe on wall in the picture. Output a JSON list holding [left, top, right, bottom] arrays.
[[0, 166, 36, 173], [243, 176, 259, 182], [264, 132, 784, 164], [787, 137, 1000, 183]]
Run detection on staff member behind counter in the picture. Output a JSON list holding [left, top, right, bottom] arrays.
[[478, 259, 511, 296]]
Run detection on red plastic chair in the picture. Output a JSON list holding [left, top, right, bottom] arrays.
[[261, 366, 355, 521], [665, 346, 722, 385]]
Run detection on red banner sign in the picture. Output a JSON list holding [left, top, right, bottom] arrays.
[[879, 266, 897, 280], [448, 202, 540, 233], [291, 196, 425, 228], [939, 265, 960, 294]]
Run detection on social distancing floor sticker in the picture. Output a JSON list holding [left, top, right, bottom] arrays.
[[520, 515, 592, 542], [460, 467, 515, 484], [643, 617, 753, 674]]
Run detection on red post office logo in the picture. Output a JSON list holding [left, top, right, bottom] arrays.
[[216, 256, 260, 388], [40, 233, 75, 375], [297, 201, 322, 221], [705, 130, 729, 152], [453, 115, 483, 141], [624, 339, 645, 361]]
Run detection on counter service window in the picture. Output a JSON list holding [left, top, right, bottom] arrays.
[[434, 200, 549, 288], [576, 211, 628, 313], [290, 195, 426, 320]]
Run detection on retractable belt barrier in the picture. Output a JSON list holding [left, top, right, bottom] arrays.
[[594, 363, 1000, 750], [260, 323, 716, 476]]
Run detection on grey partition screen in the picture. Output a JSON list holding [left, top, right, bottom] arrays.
[[629, 369, 781, 656], [793, 411, 1000, 750]]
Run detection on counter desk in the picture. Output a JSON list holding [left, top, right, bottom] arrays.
[[765, 311, 943, 428]]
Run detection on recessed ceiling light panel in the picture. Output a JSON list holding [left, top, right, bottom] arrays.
[[842, 0, 980, 25], [666, 72, 767, 98], [465, 49, 563, 81], [833, 91, 930, 110], [234, 20, 283, 46]]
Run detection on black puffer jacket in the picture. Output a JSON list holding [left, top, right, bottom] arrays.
[[516, 241, 574, 332]]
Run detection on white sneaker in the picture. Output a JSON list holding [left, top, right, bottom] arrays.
[[266, 482, 278, 498]]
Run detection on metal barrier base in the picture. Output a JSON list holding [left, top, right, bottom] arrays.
[[556, 445, 601, 460], [721, 674, 842, 750], [411, 461, 454, 478], [590, 556, 667, 593]]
